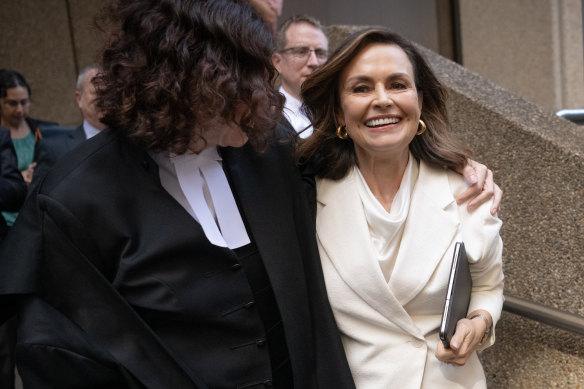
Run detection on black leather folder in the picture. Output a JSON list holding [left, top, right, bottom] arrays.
[[439, 242, 472, 348]]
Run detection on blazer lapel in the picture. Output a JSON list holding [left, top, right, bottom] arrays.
[[70, 125, 88, 146], [388, 161, 460, 306], [316, 169, 423, 338]]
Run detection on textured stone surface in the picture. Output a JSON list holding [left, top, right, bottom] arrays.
[[68, 1, 106, 70], [282, 0, 442, 53], [429, 46, 584, 387], [0, 0, 105, 127], [481, 312, 584, 388], [0, 0, 78, 125], [459, 0, 584, 112]]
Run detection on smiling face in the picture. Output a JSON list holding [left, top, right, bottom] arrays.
[[337, 43, 422, 163]]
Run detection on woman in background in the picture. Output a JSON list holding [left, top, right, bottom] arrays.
[[0, 70, 57, 223], [298, 28, 504, 388]]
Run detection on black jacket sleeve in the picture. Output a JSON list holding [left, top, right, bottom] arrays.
[[0, 128, 26, 213]]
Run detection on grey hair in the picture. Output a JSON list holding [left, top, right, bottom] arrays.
[[276, 14, 327, 51], [76, 65, 99, 92]]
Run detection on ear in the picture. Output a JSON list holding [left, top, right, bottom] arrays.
[[272, 52, 283, 73], [417, 90, 423, 112], [75, 90, 82, 107]]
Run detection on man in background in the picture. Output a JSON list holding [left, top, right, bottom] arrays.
[[32, 65, 104, 187], [272, 15, 328, 138]]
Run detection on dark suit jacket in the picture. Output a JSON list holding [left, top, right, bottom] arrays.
[[23, 116, 59, 179], [0, 127, 26, 238], [32, 125, 87, 188], [0, 127, 355, 388], [26, 117, 58, 160]]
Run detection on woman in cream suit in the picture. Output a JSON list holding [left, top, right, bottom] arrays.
[[297, 28, 504, 389]]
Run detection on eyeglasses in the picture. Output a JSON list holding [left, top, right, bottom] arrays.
[[279, 46, 328, 62]]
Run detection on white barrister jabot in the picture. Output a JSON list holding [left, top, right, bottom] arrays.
[[153, 146, 250, 249]]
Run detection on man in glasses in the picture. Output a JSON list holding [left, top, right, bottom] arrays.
[[273, 15, 328, 138]]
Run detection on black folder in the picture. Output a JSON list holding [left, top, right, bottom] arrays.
[[439, 242, 472, 348]]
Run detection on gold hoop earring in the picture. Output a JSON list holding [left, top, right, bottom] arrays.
[[416, 120, 427, 135], [336, 125, 348, 140]]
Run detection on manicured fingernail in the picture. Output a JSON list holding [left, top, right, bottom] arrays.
[[451, 341, 459, 349], [469, 174, 477, 184]]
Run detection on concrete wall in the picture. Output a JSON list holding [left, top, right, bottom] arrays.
[[2, 1, 582, 123], [460, 0, 584, 112], [281, 0, 443, 54], [287, 0, 584, 113], [0, 0, 104, 126], [2, 0, 445, 127], [437, 47, 584, 389]]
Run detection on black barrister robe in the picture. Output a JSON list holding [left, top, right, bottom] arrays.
[[0, 125, 355, 389]]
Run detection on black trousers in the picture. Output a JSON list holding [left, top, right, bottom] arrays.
[[0, 316, 16, 389], [0, 232, 16, 389]]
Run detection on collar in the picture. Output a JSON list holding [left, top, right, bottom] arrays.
[[169, 145, 221, 165], [279, 86, 303, 113], [149, 146, 250, 249], [83, 120, 102, 139]]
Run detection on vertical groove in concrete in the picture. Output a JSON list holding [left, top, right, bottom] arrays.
[[65, 0, 79, 78], [550, 0, 564, 110], [561, 0, 584, 108]]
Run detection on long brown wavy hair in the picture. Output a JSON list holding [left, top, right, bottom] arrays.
[[296, 28, 472, 179], [94, 0, 284, 154]]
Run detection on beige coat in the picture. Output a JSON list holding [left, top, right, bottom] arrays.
[[316, 160, 504, 389]]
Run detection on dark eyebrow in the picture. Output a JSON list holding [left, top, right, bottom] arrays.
[[3, 98, 29, 104], [345, 72, 412, 84]]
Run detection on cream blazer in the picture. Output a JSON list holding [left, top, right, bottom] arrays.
[[316, 160, 504, 389]]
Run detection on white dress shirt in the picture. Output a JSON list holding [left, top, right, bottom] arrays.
[[149, 146, 250, 249], [280, 86, 313, 138], [82, 119, 101, 139]]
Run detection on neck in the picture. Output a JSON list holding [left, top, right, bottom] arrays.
[[281, 83, 301, 101], [356, 149, 410, 212], [2, 118, 31, 138], [86, 119, 106, 131]]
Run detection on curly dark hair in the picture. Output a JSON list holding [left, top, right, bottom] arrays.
[[95, 0, 283, 154], [297, 28, 472, 180]]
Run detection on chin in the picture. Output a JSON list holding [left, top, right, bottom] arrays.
[[230, 141, 247, 148], [223, 136, 249, 148]]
